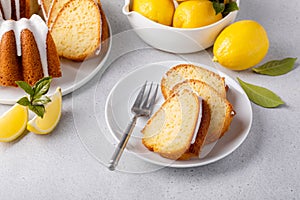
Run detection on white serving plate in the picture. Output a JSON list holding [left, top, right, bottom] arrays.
[[105, 61, 252, 168]]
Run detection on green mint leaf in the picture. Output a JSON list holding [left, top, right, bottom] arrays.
[[29, 105, 45, 118], [252, 57, 297, 76], [212, 2, 225, 15], [237, 78, 284, 108], [33, 77, 52, 100], [223, 2, 239, 16], [16, 77, 53, 118], [32, 96, 51, 106], [17, 97, 31, 106], [15, 81, 34, 97]]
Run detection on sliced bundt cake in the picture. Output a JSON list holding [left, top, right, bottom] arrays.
[[172, 80, 235, 144], [142, 89, 209, 160], [0, 0, 39, 20], [0, 14, 61, 87], [161, 64, 227, 99], [48, 0, 107, 61]]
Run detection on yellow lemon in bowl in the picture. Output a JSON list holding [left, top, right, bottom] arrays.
[[132, 0, 175, 26], [176, 0, 208, 2], [213, 20, 269, 70], [173, 0, 222, 28]]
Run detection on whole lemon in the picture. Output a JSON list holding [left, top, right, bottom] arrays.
[[173, 0, 222, 28], [213, 20, 269, 70], [132, 0, 175, 26]]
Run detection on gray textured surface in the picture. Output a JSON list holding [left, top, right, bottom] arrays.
[[1, 0, 300, 199]]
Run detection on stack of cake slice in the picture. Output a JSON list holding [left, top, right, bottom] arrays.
[[142, 64, 235, 160]]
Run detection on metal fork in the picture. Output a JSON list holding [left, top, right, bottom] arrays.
[[108, 81, 158, 171]]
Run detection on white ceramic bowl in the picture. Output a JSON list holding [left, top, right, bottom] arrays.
[[122, 0, 240, 53]]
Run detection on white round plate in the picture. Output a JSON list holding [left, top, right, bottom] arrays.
[[0, 21, 112, 105], [105, 60, 252, 168]]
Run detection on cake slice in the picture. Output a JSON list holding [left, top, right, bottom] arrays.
[[49, 0, 102, 61], [142, 89, 206, 160], [172, 80, 235, 144], [46, 0, 103, 22], [46, 0, 70, 27], [161, 64, 227, 99], [179, 99, 211, 160]]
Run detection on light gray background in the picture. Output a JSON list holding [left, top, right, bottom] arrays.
[[0, 0, 300, 199]]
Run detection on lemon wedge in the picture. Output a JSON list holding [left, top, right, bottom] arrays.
[[0, 104, 28, 142], [27, 87, 62, 134]]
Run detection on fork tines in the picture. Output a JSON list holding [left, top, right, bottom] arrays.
[[132, 81, 158, 115]]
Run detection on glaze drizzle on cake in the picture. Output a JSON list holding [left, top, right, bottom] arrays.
[[0, 0, 39, 20], [0, 14, 61, 87]]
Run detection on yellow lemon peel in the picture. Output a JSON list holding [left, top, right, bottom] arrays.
[[213, 20, 269, 70], [27, 87, 62, 134], [132, 0, 175, 26], [0, 104, 28, 142], [173, 1, 222, 28]]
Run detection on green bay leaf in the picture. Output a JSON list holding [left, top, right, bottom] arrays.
[[210, 0, 238, 15], [223, 2, 239, 16], [212, 2, 225, 15], [237, 78, 284, 108], [252, 57, 297, 76]]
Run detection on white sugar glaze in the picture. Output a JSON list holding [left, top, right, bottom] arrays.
[[0, 0, 21, 20], [0, 14, 49, 76], [191, 96, 203, 145]]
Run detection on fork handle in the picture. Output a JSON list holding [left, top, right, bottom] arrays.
[[108, 115, 138, 171]]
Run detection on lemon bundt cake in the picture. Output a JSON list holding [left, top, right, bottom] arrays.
[[142, 89, 210, 160], [0, 0, 39, 20], [39, 0, 109, 61], [0, 14, 61, 87], [161, 64, 227, 99], [172, 80, 235, 144]]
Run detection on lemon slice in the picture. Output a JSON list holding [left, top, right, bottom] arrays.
[[0, 104, 28, 142], [27, 87, 62, 134]]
